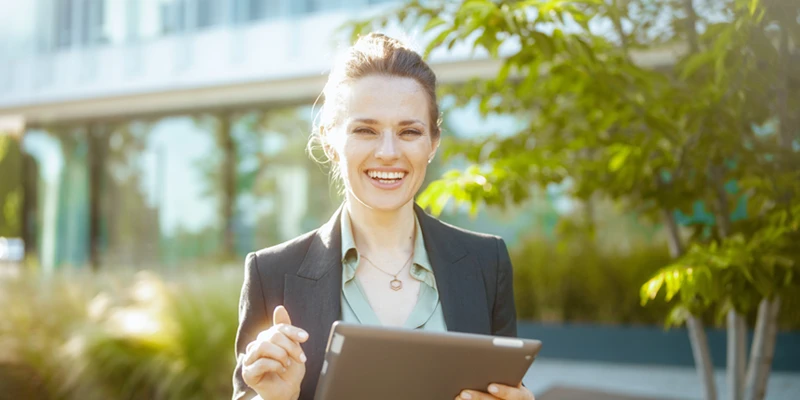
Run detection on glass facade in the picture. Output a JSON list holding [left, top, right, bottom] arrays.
[[97, 115, 225, 269], [231, 106, 342, 256], [23, 128, 91, 272], [19, 106, 350, 270], [17, 97, 565, 271], [0, 0, 402, 58], [15, 99, 533, 271]]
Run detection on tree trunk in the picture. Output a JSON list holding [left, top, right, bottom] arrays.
[[684, 0, 699, 53], [87, 125, 105, 272], [710, 163, 745, 400], [219, 113, 236, 260], [611, 0, 630, 58], [727, 310, 746, 400], [662, 207, 717, 400], [745, 298, 782, 400], [709, 164, 732, 238], [661, 208, 684, 258], [776, 19, 790, 149], [688, 314, 718, 400]]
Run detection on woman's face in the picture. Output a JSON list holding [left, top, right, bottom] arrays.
[[327, 75, 438, 212]]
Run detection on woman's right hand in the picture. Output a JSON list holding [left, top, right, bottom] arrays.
[[242, 305, 309, 400]]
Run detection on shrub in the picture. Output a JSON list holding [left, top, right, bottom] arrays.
[[511, 231, 675, 325], [0, 267, 242, 400]]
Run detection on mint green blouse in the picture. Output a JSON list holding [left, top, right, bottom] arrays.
[[338, 207, 448, 331]]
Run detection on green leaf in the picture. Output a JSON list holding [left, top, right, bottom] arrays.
[[531, 31, 555, 59], [680, 51, 715, 79], [424, 16, 447, 32], [496, 62, 512, 84], [640, 274, 665, 305], [749, 0, 759, 16], [609, 145, 632, 172], [424, 27, 455, 59]]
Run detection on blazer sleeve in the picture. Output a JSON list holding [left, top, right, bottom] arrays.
[[232, 252, 269, 400], [492, 237, 518, 338]]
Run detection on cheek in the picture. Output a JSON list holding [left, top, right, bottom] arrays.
[[338, 142, 368, 174], [410, 143, 434, 168]]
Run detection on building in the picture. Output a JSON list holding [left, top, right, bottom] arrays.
[[0, 0, 676, 272]]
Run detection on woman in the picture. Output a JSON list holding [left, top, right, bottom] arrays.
[[232, 33, 534, 400]]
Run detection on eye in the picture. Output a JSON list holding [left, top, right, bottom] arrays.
[[400, 129, 423, 136], [353, 127, 377, 135]]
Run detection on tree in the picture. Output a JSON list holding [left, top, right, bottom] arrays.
[[346, 1, 799, 399], [0, 133, 23, 238]]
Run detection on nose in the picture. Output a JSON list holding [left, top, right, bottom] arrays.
[[374, 131, 400, 161]]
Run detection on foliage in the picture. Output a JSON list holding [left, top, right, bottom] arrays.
[[345, 0, 800, 328], [512, 227, 675, 325], [0, 267, 242, 400], [0, 133, 23, 237], [642, 198, 800, 326]]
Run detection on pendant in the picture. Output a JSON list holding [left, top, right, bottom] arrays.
[[390, 278, 403, 291]]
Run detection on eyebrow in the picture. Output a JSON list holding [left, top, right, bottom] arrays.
[[351, 118, 427, 127]]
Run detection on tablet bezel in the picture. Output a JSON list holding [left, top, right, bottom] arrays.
[[313, 321, 542, 400]]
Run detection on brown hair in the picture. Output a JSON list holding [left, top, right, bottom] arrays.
[[308, 33, 441, 183]]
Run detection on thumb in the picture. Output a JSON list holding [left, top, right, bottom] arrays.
[[273, 305, 292, 326]]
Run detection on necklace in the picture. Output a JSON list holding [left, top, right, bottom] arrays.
[[360, 251, 414, 291]]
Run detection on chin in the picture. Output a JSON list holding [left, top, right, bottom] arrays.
[[351, 189, 415, 212]]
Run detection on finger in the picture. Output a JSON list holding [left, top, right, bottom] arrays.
[[486, 383, 529, 400], [457, 390, 497, 400], [272, 306, 309, 343], [256, 329, 307, 364], [244, 340, 292, 368], [243, 358, 285, 383], [273, 305, 292, 326], [271, 323, 310, 343]]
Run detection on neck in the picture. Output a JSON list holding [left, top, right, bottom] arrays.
[[345, 195, 416, 256]]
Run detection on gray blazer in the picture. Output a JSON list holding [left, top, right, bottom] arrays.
[[232, 204, 518, 400]]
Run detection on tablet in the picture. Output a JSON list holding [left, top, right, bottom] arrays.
[[313, 321, 542, 400]]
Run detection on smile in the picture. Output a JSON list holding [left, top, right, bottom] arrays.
[[365, 169, 407, 189]]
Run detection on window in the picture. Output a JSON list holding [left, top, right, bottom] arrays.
[[99, 116, 223, 268], [231, 106, 340, 254], [22, 128, 91, 271], [232, 0, 282, 24], [196, 0, 221, 29], [160, 0, 186, 34], [54, 0, 74, 49]]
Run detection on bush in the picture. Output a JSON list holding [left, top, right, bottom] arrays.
[[510, 225, 800, 331], [511, 230, 675, 326], [0, 267, 242, 400]]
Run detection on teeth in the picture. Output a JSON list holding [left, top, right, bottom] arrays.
[[368, 170, 405, 180]]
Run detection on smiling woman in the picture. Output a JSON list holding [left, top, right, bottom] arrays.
[[326, 75, 438, 212], [232, 33, 534, 400]]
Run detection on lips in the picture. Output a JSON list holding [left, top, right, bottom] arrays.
[[365, 169, 407, 188]]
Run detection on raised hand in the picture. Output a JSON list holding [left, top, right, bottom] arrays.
[[242, 305, 309, 400]]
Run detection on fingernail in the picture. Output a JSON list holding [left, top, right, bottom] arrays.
[[298, 331, 308, 340], [461, 392, 472, 399], [300, 353, 307, 363], [287, 359, 292, 366], [488, 385, 499, 394], [281, 367, 287, 373]]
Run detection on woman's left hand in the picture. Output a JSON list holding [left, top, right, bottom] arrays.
[[455, 383, 534, 400]]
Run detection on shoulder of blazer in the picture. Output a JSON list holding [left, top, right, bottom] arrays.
[[417, 206, 503, 252], [249, 229, 319, 277]]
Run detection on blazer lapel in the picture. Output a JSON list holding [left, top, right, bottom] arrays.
[[284, 205, 344, 399], [414, 204, 491, 335]]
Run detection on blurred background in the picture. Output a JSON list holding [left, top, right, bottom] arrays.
[[0, 0, 798, 399]]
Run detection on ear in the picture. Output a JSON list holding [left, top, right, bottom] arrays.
[[428, 137, 440, 164], [319, 125, 340, 162]]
